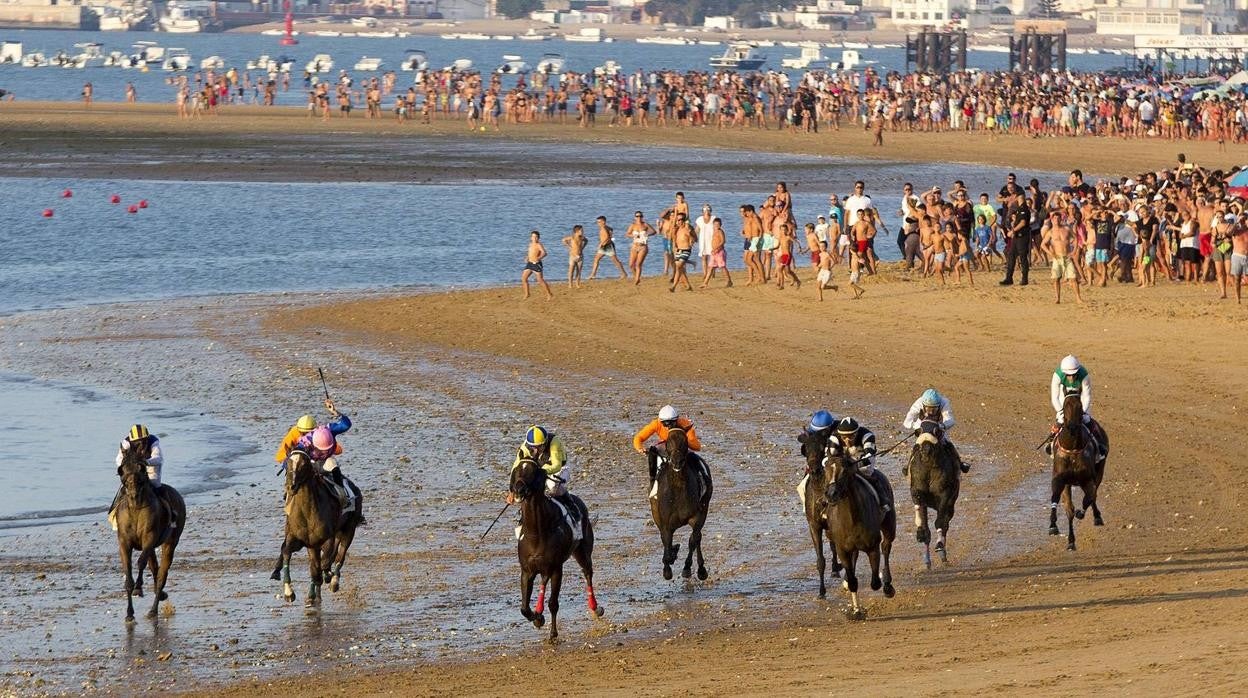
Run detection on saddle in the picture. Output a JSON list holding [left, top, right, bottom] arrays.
[[515, 495, 583, 542]]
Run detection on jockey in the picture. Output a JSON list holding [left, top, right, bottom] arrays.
[[508, 425, 571, 501], [290, 401, 354, 509], [796, 409, 837, 505], [633, 405, 707, 489], [274, 411, 318, 465], [903, 388, 969, 473], [831, 417, 893, 514], [108, 424, 166, 529], [1048, 355, 1107, 457]]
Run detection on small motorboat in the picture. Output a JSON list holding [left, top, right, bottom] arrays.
[[305, 53, 334, 73], [162, 48, 192, 71], [709, 42, 766, 71], [353, 56, 383, 71], [495, 54, 529, 74], [444, 58, 473, 72], [535, 52, 564, 74], [200, 55, 226, 70], [399, 49, 428, 72]]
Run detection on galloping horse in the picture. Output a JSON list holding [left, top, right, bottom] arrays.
[[115, 445, 186, 622], [906, 419, 961, 569], [271, 450, 363, 606], [510, 457, 603, 642], [797, 428, 842, 597], [1050, 393, 1108, 550], [649, 428, 713, 581], [823, 447, 896, 620]]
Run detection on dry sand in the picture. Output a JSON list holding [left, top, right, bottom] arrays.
[[2, 102, 1246, 181]]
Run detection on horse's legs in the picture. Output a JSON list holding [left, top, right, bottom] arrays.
[[915, 503, 932, 570], [1048, 476, 1063, 536], [880, 527, 896, 598], [306, 544, 323, 607], [270, 541, 286, 581], [683, 519, 707, 580], [827, 539, 842, 577], [547, 567, 563, 642], [571, 543, 603, 618], [1063, 484, 1077, 551], [934, 496, 956, 565], [120, 540, 135, 622], [808, 523, 827, 598], [148, 543, 175, 619], [1080, 481, 1102, 529], [659, 525, 677, 581], [281, 538, 302, 602], [329, 528, 356, 593], [147, 550, 161, 598], [838, 549, 864, 619], [867, 548, 882, 592], [519, 569, 543, 628]]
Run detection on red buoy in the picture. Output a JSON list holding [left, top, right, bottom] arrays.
[[61, 189, 73, 198], [109, 194, 121, 204], [138, 199, 149, 209], [42, 208, 54, 218], [127, 205, 138, 214]]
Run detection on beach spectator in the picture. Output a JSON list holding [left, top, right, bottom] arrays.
[[561, 225, 588, 289], [521, 231, 553, 301]]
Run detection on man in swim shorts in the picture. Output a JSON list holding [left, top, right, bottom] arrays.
[[521, 230, 553, 300], [588, 215, 628, 281], [1041, 211, 1083, 305], [670, 213, 695, 292]]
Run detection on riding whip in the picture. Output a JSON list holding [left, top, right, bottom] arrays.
[[480, 501, 511, 541], [317, 367, 331, 401], [1035, 433, 1055, 451], [875, 431, 917, 458]]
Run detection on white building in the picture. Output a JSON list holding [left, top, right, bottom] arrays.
[[703, 15, 738, 30], [890, 0, 956, 28], [1095, 0, 1236, 35]]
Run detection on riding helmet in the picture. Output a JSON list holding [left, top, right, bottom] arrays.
[[835, 417, 859, 435], [809, 410, 835, 432], [128, 424, 150, 442], [311, 426, 335, 450], [525, 425, 548, 447], [658, 405, 679, 423], [1060, 355, 1081, 374], [295, 414, 317, 432], [921, 388, 941, 407]]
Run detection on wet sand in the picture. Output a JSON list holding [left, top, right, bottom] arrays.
[[2, 102, 1245, 182], [1, 267, 1245, 695]]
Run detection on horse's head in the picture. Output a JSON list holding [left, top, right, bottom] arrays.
[[118, 444, 152, 505], [797, 428, 830, 476], [915, 418, 942, 453], [509, 457, 544, 501], [1061, 393, 1084, 427], [285, 449, 315, 495], [664, 427, 689, 472], [822, 443, 854, 505]]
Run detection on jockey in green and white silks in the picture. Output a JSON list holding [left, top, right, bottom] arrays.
[[1051, 355, 1092, 424]]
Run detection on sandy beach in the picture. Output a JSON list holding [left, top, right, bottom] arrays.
[[2, 103, 1246, 181], [1, 101, 1248, 696]]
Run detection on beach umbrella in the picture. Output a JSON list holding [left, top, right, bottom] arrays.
[[1226, 170, 1248, 199]]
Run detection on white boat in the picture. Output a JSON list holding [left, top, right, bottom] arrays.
[[493, 34, 515, 41], [519, 29, 552, 41], [62, 42, 103, 69], [535, 52, 564, 74], [457, 32, 491, 40], [162, 48, 192, 71], [353, 56, 383, 71], [260, 29, 285, 36], [444, 58, 473, 72], [305, 53, 334, 73], [842, 41, 869, 50], [566, 27, 603, 43], [592, 59, 621, 77], [159, 3, 203, 33], [0, 41, 21, 65], [103, 50, 127, 67], [709, 42, 766, 70], [781, 42, 829, 70], [274, 55, 296, 72], [779, 41, 800, 48], [357, 31, 397, 38], [495, 54, 530, 74], [399, 49, 428, 72], [698, 40, 721, 46], [246, 54, 271, 70], [350, 16, 377, 28], [637, 36, 691, 45], [124, 42, 164, 69], [200, 55, 225, 70], [99, 13, 130, 31], [20, 51, 46, 68], [753, 39, 775, 47], [312, 31, 342, 37]]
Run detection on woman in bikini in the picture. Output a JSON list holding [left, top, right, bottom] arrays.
[[627, 211, 655, 286]]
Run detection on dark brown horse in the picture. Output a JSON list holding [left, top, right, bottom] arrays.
[[797, 428, 842, 597], [115, 446, 185, 622], [1049, 394, 1108, 550], [510, 457, 603, 642], [649, 428, 712, 581], [906, 419, 961, 569], [271, 450, 363, 606], [823, 448, 895, 620]]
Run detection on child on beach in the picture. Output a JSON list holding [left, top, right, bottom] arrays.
[[700, 217, 732, 288], [953, 228, 975, 285], [561, 225, 587, 289], [815, 242, 838, 301], [974, 214, 993, 272], [522, 231, 553, 301], [775, 223, 801, 290]]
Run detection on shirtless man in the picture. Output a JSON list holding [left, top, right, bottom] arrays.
[[815, 242, 837, 301], [700, 217, 733, 288], [930, 215, 950, 285], [740, 204, 765, 286], [1041, 211, 1083, 304], [802, 223, 822, 279], [852, 210, 877, 276], [670, 213, 695, 292], [561, 224, 588, 289], [521, 231, 553, 300], [774, 223, 801, 290], [1231, 220, 1248, 304], [588, 215, 628, 281]]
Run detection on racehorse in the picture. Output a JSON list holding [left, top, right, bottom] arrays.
[[906, 419, 961, 569], [1050, 393, 1108, 550], [797, 428, 842, 597], [271, 449, 363, 606], [649, 427, 713, 581], [115, 445, 186, 622], [510, 457, 603, 642], [823, 446, 896, 620]]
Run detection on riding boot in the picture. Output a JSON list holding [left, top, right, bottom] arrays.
[[869, 470, 892, 514], [107, 485, 122, 531], [330, 469, 349, 509], [647, 447, 658, 488], [947, 441, 969, 474]]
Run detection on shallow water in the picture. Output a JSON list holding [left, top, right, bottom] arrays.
[[2, 158, 1027, 314], [0, 29, 1126, 105]]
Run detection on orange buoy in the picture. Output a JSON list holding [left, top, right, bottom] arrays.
[[61, 189, 73, 198], [109, 194, 121, 204], [42, 208, 54, 218], [138, 200, 149, 209], [127, 205, 138, 214]]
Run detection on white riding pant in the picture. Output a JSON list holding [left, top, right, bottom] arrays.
[[147, 464, 162, 488], [545, 466, 569, 497], [1055, 411, 1093, 424], [320, 456, 340, 473]]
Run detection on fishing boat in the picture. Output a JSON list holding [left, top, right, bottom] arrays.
[[709, 42, 766, 70]]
